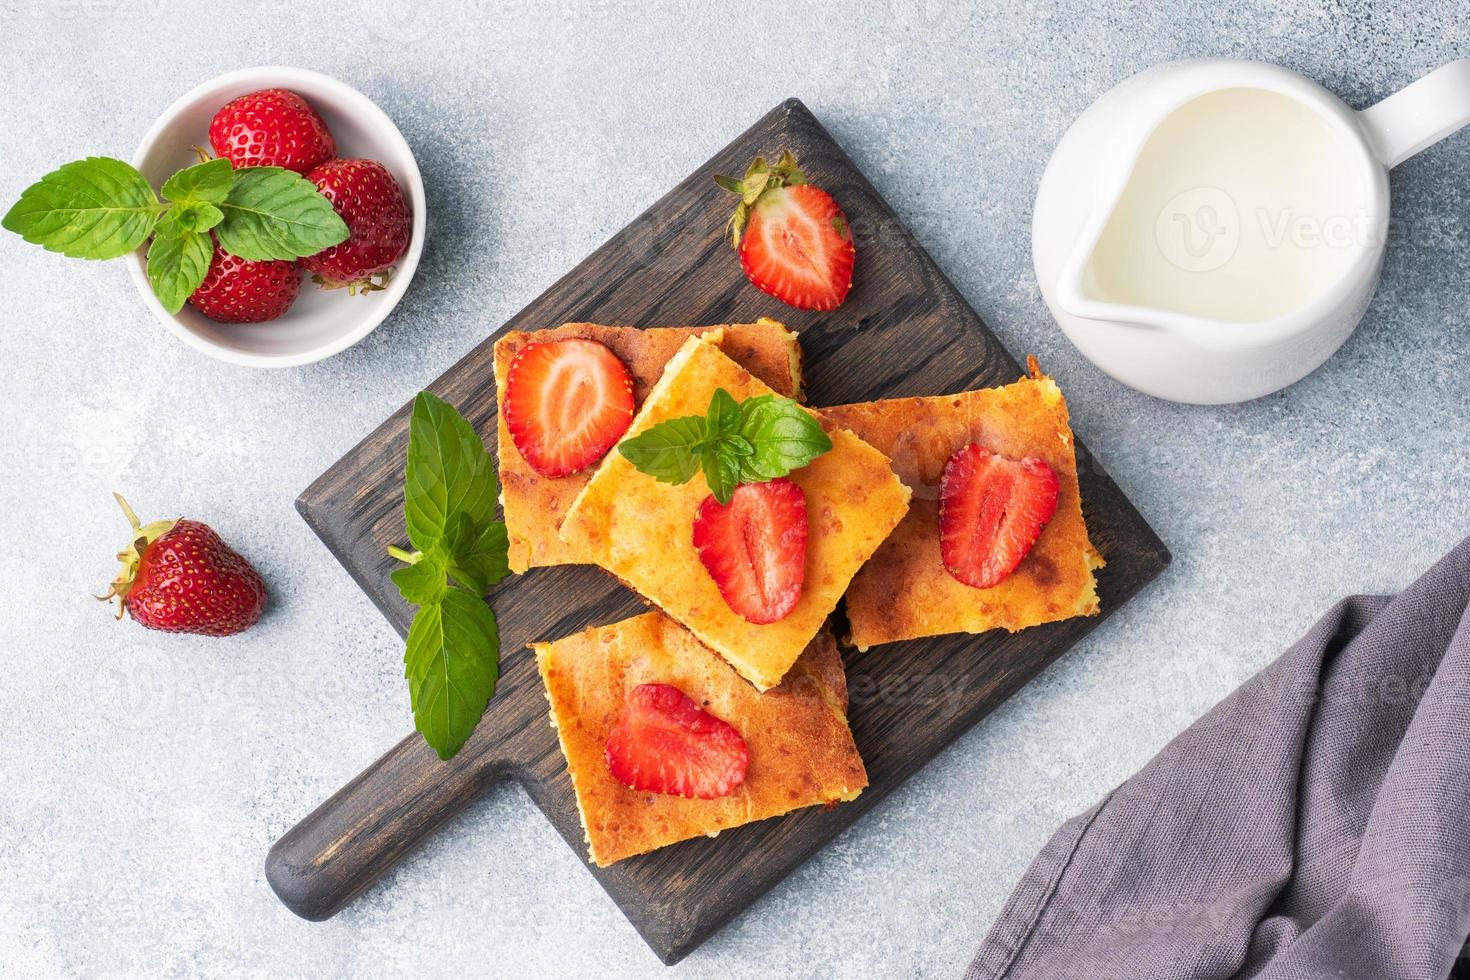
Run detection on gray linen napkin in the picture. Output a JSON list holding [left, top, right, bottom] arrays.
[[966, 537, 1470, 980]]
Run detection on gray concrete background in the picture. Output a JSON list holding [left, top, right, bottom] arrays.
[[2, 1, 1467, 976]]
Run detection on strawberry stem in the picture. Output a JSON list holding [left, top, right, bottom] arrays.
[[387, 545, 421, 565]]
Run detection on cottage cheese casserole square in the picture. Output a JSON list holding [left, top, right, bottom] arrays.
[[495, 319, 803, 573], [818, 358, 1102, 651], [558, 332, 911, 690], [534, 611, 867, 867]]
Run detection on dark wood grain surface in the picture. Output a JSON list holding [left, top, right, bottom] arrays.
[[266, 98, 1170, 965]]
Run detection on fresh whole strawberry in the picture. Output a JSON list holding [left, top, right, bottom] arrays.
[[605, 683, 749, 799], [208, 88, 336, 175], [939, 445, 1059, 590], [188, 240, 300, 323], [99, 494, 268, 637], [716, 150, 855, 311], [300, 158, 411, 291], [504, 338, 635, 478], [692, 477, 808, 624]]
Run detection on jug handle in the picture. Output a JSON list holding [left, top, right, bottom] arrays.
[[1359, 60, 1470, 168]]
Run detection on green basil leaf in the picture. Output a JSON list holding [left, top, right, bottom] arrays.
[[617, 415, 709, 486], [145, 227, 214, 315], [725, 434, 755, 457], [403, 589, 499, 761], [738, 395, 832, 477], [161, 158, 234, 206], [158, 202, 225, 236], [2, 157, 162, 259], [404, 392, 500, 553], [701, 444, 741, 505], [735, 394, 775, 430], [181, 202, 224, 233], [215, 166, 348, 261], [706, 387, 741, 437], [443, 512, 510, 596], [391, 548, 448, 606]]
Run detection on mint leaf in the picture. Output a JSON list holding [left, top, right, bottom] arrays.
[[2, 157, 162, 259], [706, 387, 741, 437], [161, 158, 233, 206], [701, 446, 741, 504], [403, 392, 499, 552], [737, 395, 832, 481], [145, 227, 213, 315], [173, 203, 225, 234], [617, 415, 709, 485], [403, 589, 499, 761], [158, 201, 225, 237], [215, 166, 348, 261], [391, 549, 448, 606], [618, 389, 832, 499], [443, 512, 510, 596]]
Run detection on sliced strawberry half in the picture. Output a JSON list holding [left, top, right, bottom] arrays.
[[717, 151, 855, 311], [692, 477, 808, 624], [939, 445, 1060, 590], [503, 338, 635, 478], [605, 683, 749, 799]]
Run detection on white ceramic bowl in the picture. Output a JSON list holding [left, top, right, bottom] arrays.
[[126, 67, 426, 368]]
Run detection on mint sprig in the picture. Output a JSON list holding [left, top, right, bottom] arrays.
[[617, 387, 832, 504], [3, 155, 347, 315], [389, 392, 511, 761]]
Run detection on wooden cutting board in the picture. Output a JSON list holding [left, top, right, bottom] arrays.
[[267, 98, 1170, 965]]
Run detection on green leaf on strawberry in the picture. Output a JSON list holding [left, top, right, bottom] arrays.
[[215, 166, 349, 262], [145, 227, 214, 315], [390, 391, 512, 762], [1, 157, 164, 260]]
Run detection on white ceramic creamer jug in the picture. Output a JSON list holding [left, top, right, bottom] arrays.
[[1033, 59, 1470, 404]]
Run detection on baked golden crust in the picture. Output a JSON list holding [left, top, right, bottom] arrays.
[[534, 611, 867, 867], [558, 333, 912, 690], [817, 360, 1102, 650], [494, 319, 801, 573]]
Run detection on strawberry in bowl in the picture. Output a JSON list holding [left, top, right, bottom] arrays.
[[208, 88, 336, 175], [302, 158, 413, 293], [0, 67, 426, 367], [187, 240, 301, 324]]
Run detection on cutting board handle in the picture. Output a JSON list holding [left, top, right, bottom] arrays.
[[266, 731, 513, 920]]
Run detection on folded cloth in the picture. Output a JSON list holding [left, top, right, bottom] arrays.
[[966, 537, 1470, 980]]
